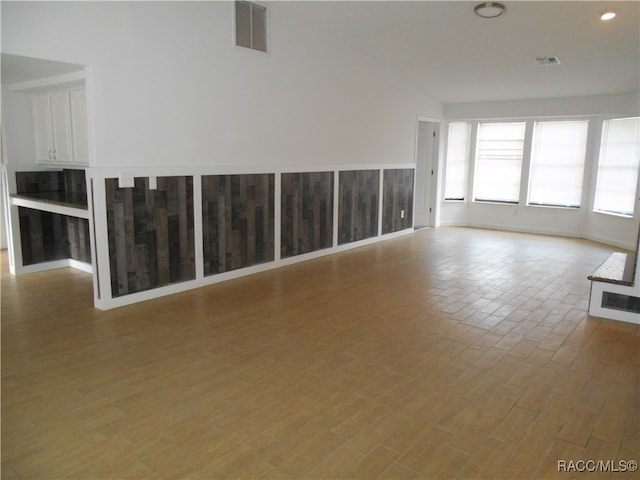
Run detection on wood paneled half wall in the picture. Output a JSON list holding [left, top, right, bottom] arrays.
[[281, 172, 334, 258], [15, 165, 416, 309], [15, 169, 91, 266], [105, 176, 195, 297], [382, 168, 414, 234], [338, 170, 380, 245], [202, 174, 275, 275]]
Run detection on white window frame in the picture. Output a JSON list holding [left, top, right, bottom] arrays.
[[473, 121, 527, 204], [527, 120, 589, 209], [593, 117, 640, 218], [444, 122, 471, 201]]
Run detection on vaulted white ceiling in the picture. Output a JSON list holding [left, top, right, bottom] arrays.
[[284, 0, 639, 104], [2, 1, 638, 105]]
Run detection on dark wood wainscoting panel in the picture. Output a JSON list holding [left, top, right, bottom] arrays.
[[106, 176, 195, 297], [18, 207, 69, 265], [18, 208, 91, 266], [281, 172, 334, 258], [382, 169, 414, 234], [202, 174, 275, 275], [66, 217, 91, 264], [16, 170, 64, 194], [63, 169, 88, 204], [338, 170, 380, 245]]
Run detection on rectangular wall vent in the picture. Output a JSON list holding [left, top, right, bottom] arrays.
[[536, 56, 561, 65], [235, 1, 267, 53]]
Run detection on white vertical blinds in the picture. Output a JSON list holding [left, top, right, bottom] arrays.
[[444, 122, 471, 200], [594, 117, 640, 216], [474, 122, 526, 203], [528, 120, 589, 208]]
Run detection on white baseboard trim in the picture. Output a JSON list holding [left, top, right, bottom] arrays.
[[14, 259, 92, 275], [94, 227, 414, 310], [439, 222, 636, 251], [468, 222, 584, 241], [583, 232, 636, 251]]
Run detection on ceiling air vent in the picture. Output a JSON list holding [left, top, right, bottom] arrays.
[[235, 1, 267, 53], [536, 56, 561, 65]]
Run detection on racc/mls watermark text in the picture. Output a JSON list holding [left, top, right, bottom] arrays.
[[558, 460, 638, 473]]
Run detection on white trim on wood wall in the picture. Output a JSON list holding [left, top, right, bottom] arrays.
[[87, 163, 415, 310]]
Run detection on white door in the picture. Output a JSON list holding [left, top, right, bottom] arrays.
[[50, 91, 73, 163], [414, 120, 438, 228], [33, 94, 53, 163], [70, 88, 89, 164]]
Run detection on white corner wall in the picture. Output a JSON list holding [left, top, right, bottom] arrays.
[[1, 1, 442, 170], [1, 86, 38, 170], [440, 93, 640, 250]]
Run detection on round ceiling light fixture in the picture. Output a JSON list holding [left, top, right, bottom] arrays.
[[600, 11, 616, 21], [474, 2, 506, 18]]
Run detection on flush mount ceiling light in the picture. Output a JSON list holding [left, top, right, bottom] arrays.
[[600, 11, 616, 21], [474, 2, 506, 18]]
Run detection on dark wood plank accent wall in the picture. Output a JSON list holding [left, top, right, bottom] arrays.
[[202, 174, 275, 275], [382, 169, 414, 234], [18, 208, 91, 266], [67, 217, 91, 263], [338, 170, 379, 245], [18, 207, 69, 265], [16, 169, 91, 266], [106, 176, 195, 297], [16, 169, 87, 204], [16, 171, 64, 194], [281, 172, 334, 258], [63, 169, 88, 204]]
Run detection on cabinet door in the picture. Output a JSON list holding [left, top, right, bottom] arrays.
[[69, 89, 89, 164], [50, 91, 73, 163], [33, 94, 53, 163]]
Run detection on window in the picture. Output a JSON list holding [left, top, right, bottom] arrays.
[[444, 122, 471, 200], [235, 1, 267, 53], [594, 117, 640, 217], [528, 120, 589, 208], [474, 122, 526, 203]]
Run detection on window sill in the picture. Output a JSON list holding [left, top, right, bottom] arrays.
[[592, 209, 634, 219], [527, 203, 580, 211]]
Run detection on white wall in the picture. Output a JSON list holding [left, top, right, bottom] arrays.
[[1, 1, 442, 169], [2, 86, 38, 170], [440, 93, 640, 250]]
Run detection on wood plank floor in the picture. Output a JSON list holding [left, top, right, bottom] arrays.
[[2, 227, 638, 479]]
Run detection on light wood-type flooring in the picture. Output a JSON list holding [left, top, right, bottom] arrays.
[[2, 227, 639, 479]]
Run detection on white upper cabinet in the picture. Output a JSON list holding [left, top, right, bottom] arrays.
[[33, 88, 88, 166], [33, 94, 53, 163], [49, 91, 73, 163], [69, 89, 89, 164]]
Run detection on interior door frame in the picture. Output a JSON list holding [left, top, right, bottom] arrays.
[[414, 117, 440, 229]]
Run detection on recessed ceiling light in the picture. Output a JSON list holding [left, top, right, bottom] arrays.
[[600, 11, 616, 21], [474, 2, 506, 19]]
